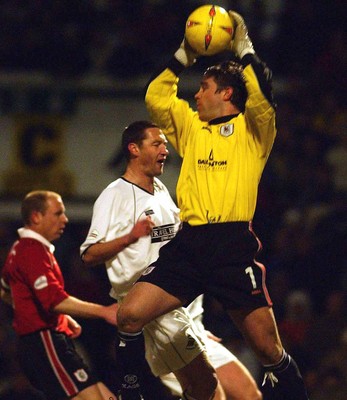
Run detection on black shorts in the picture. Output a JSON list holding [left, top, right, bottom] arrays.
[[139, 222, 273, 311], [18, 330, 98, 400]]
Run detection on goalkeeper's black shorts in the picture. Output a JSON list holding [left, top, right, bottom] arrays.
[[139, 221, 273, 310]]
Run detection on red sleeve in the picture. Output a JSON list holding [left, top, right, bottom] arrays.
[[19, 241, 69, 312]]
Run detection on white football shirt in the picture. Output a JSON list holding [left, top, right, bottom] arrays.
[[80, 177, 181, 298]]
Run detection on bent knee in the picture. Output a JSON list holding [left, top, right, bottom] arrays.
[[117, 305, 145, 333]]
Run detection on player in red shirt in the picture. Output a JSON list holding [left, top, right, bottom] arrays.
[[1, 190, 118, 400]]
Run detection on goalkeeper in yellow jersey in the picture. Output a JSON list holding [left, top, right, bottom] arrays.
[[116, 11, 309, 400]]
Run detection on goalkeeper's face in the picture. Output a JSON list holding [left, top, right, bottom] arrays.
[[195, 76, 231, 122], [136, 128, 169, 178]]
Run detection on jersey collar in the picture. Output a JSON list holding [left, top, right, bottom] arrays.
[[209, 113, 240, 125], [121, 177, 158, 195], [18, 228, 55, 253]]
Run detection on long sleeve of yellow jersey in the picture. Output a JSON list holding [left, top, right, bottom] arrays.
[[242, 54, 277, 158], [145, 59, 198, 158]]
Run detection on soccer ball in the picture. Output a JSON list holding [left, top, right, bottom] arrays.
[[185, 5, 234, 56]]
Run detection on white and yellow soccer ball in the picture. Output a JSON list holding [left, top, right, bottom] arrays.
[[185, 5, 234, 56]]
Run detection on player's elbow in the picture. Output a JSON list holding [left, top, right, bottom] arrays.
[[81, 252, 93, 266], [81, 249, 99, 267]]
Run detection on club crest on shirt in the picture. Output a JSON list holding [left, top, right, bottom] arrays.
[[34, 275, 48, 290], [220, 124, 234, 137], [74, 368, 88, 382]]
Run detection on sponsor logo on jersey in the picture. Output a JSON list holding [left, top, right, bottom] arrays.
[[34, 275, 48, 290], [220, 124, 234, 137], [151, 223, 176, 242], [198, 150, 227, 170], [74, 368, 88, 382]]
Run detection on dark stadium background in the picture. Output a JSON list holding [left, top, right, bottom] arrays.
[[0, 1, 346, 399]]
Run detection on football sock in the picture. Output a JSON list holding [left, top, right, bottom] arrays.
[[261, 350, 309, 399], [116, 330, 145, 400]]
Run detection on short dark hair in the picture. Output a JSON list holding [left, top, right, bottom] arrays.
[[122, 120, 159, 161], [21, 190, 60, 225], [203, 61, 248, 112]]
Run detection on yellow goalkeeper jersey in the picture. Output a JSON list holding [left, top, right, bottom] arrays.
[[145, 58, 276, 225]]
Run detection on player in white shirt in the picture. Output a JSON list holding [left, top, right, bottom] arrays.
[[80, 175, 181, 299], [80, 121, 261, 400]]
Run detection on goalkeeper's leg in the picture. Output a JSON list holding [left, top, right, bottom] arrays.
[[228, 307, 309, 400]]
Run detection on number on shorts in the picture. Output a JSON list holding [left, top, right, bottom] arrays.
[[245, 266, 257, 289]]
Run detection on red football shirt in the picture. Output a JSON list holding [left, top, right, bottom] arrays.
[[1, 229, 71, 336]]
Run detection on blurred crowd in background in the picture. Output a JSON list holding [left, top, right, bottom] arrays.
[[0, 0, 346, 399], [0, 0, 345, 82]]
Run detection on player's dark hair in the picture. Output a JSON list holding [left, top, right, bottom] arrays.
[[203, 61, 247, 112], [122, 120, 159, 161], [21, 190, 60, 225]]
